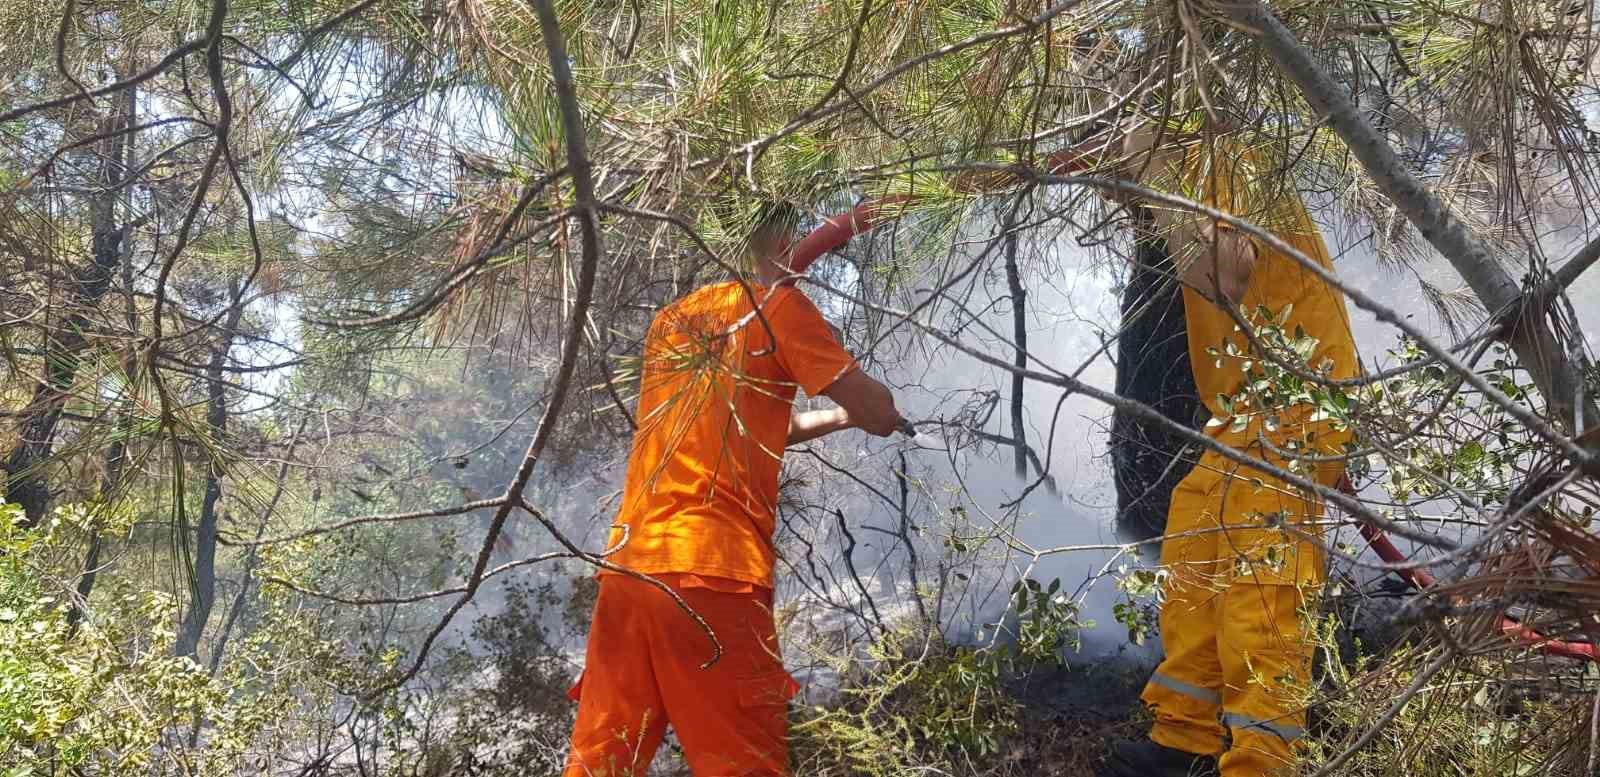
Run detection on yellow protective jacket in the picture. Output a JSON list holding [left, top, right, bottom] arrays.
[[1163, 141, 1361, 447]]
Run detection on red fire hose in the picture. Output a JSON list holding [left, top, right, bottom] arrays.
[[778, 141, 1597, 663], [1340, 474, 1596, 662], [782, 143, 1102, 281]]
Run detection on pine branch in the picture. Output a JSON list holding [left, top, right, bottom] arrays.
[[1220, 0, 1600, 446]]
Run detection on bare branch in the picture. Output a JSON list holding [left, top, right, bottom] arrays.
[[147, 0, 232, 354], [277, 0, 389, 73], [52, 0, 94, 106], [0, 38, 207, 125], [1544, 233, 1600, 300], [262, 551, 582, 605], [221, 497, 508, 546], [23, 116, 211, 189], [367, 0, 621, 696]]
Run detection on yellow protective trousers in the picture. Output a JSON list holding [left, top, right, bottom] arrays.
[[1141, 437, 1346, 777]]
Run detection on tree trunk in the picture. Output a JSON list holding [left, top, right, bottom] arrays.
[[1225, 1, 1599, 443], [66, 163, 142, 639], [1111, 216, 1204, 541], [208, 417, 307, 674], [1002, 211, 1029, 479], [174, 300, 245, 660], [3, 93, 134, 527]]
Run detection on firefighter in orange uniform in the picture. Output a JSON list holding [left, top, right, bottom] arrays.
[[563, 203, 904, 777], [1098, 122, 1359, 777]]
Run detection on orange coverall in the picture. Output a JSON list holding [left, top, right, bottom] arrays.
[[564, 280, 857, 777], [1139, 145, 1359, 776]]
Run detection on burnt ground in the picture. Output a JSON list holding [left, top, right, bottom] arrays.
[[1002, 656, 1156, 777], [645, 585, 1421, 777]]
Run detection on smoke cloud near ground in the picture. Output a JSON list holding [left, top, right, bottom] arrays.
[[440, 201, 1599, 691], [769, 203, 1582, 683]]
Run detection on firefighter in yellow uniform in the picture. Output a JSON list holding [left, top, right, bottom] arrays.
[[1099, 125, 1359, 777]]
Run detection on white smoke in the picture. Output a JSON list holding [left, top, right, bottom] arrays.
[[776, 198, 1600, 684], [532, 199, 1600, 694]]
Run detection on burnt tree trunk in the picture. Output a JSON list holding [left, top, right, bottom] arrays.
[[3, 91, 133, 528], [1111, 216, 1205, 542], [1002, 208, 1029, 479]]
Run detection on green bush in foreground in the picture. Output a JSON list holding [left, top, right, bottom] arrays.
[[0, 501, 343, 776]]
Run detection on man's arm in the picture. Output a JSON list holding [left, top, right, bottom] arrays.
[[818, 368, 902, 438], [787, 407, 851, 445], [787, 397, 913, 445], [1121, 124, 1258, 305], [766, 289, 901, 441]]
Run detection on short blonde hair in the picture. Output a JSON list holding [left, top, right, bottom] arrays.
[[749, 200, 801, 247]]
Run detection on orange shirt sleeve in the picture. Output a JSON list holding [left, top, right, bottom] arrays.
[[764, 288, 858, 396]]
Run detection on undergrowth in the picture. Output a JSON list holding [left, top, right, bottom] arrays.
[[788, 577, 1117, 777], [1307, 632, 1598, 776]]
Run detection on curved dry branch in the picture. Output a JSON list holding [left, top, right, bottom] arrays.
[[0, 38, 207, 124], [52, 0, 93, 106], [221, 497, 508, 546], [367, 0, 622, 697], [276, 0, 390, 73], [262, 551, 580, 605], [147, 0, 232, 352]]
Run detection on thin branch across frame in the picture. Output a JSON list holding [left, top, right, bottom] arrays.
[[365, 0, 721, 698]]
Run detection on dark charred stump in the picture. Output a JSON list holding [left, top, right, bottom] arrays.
[[1110, 222, 1206, 542]]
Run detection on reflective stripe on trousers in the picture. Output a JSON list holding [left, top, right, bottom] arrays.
[[1149, 674, 1306, 741], [1149, 671, 1221, 705], [1221, 712, 1305, 742]]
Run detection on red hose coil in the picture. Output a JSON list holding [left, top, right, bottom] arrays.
[[1340, 474, 1595, 662]]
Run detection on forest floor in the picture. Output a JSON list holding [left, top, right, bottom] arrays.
[[641, 655, 1153, 777], [1005, 657, 1155, 777]]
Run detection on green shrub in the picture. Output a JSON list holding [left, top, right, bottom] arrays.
[[791, 576, 1088, 777], [0, 501, 344, 776]]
